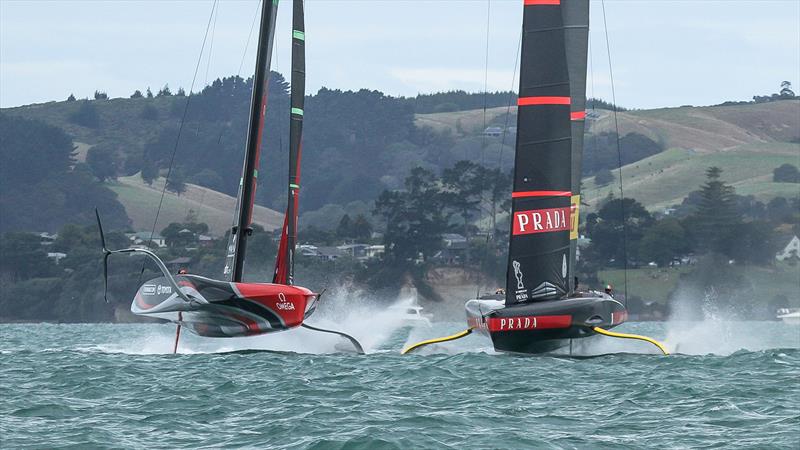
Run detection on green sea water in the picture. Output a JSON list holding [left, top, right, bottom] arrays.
[[1, 318, 799, 449]]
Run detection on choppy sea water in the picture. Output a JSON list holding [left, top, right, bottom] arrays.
[[1, 315, 799, 449]]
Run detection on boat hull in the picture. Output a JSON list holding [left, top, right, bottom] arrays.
[[465, 293, 627, 354], [131, 275, 317, 337]]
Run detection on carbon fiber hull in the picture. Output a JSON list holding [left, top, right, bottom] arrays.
[[131, 274, 317, 337], [466, 293, 627, 354]]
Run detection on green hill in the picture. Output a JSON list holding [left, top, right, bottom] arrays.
[[110, 175, 284, 235], [4, 86, 797, 231], [416, 100, 800, 211]]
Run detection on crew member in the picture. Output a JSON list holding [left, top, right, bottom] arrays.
[[178, 268, 188, 275], [604, 284, 613, 296], [495, 288, 505, 295]]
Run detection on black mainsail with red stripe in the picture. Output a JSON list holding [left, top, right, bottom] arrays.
[[458, 0, 627, 355], [507, 0, 573, 303]]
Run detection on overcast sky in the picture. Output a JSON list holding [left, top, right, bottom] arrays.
[[1, 0, 798, 109]]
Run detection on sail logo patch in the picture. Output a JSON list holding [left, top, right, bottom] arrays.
[[513, 207, 571, 235], [512, 260, 529, 301], [142, 284, 156, 295]]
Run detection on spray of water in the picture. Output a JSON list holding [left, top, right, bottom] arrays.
[[660, 287, 799, 356]]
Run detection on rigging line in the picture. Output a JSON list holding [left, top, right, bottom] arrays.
[[204, 0, 220, 89], [238, 0, 262, 77], [496, 28, 522, 174], [601, 0, 628, 307], [475, 0, 491, 300], [139, 0, 220, 280]]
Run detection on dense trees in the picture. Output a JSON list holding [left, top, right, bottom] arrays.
[[584, 197, 653, 265], [773, 163, 799, 183], [582, 132, 663, 177], [86, 145, 118, 182], [0, 114, 129, 233], [68, 100, 100, 128], [408, 90, 516, 114]]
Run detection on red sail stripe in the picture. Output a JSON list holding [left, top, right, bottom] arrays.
[[512, 190, 571, 198], [517, 96, 570, 106], [524, 0, 560, 5], [570, 111, 586, 120]]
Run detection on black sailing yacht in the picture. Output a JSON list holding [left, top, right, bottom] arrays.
[[98, 0, 362, 352], [463, 0, 627, 354]]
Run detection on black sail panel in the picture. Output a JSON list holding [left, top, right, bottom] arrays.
[[563, 0, 590, 291], [506, 0, 572, 304]]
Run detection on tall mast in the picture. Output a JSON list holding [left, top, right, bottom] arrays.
[[563, 0, 590, 292], [505, 0, 572, 304], [274, 0, 305, 285], [226, 0, 279, 282]]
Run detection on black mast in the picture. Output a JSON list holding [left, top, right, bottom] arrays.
[[563, 0, 590, 293], [285, 0, 305, 285], [506, 0, 572, 304], [226, 0, 279, 282]]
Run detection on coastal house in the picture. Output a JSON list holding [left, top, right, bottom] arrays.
[[435, 233, 468, 264], [337, 243, 371, 259], [482, 126, 503, 137], [776, 235, 800, 261], [129, 232, 166, 248]]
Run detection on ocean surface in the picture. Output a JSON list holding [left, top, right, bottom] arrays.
[[2, 313, 799, 449]]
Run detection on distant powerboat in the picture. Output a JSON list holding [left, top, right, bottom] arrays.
[[389, 300, 432, 327], [777, 308, 800, 325]]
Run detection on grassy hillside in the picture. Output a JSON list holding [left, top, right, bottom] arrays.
[[110, 175, 283, 235], [6, 95, 798, 227], [417, 100, 799, 211], [583, 142, 800, 211]]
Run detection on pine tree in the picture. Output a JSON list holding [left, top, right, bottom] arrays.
[[67, 93, 76, 102], [146, 87, 153, 99], [693, 167, 740, 253], [130, 90, 143, 99], [157, 84, 172, 97], [337, 214, 353, 239], [140, 160, 158, 185]]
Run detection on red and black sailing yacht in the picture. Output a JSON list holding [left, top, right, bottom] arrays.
[[97, 0, 362, 353], [463, 0, 627, 354]]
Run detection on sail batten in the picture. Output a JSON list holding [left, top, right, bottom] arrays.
[[506, 0, 572, 304]]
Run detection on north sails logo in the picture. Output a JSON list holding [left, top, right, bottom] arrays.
[[276, 292, 295, 311], [530, 281, 564, 299], [142, 284, 156, 295]]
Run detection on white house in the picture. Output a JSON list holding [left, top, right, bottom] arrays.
[[776, 236, 800, 261]]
